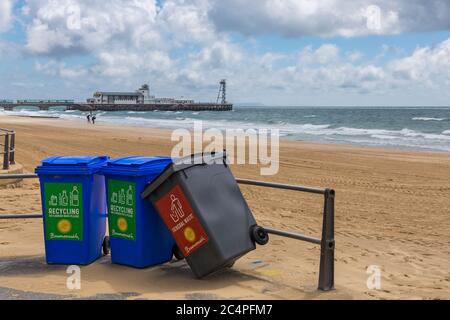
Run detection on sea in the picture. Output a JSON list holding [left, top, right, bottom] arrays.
[[2, 106, 450, 152]]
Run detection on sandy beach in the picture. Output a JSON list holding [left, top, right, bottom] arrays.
[[1, 114, 450, 300]]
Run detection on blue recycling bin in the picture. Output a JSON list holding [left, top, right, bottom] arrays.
[[101, 156, 175, 268], [35, 156, 109, 265]]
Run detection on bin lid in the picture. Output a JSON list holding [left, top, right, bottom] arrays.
[[35, 156, 109, 175], [141, 152, 227, 199], [101, 156, 173, 177]]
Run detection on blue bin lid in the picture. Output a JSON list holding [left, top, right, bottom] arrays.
[[35, 156, 109, 175], [101, 156, 173, 177]]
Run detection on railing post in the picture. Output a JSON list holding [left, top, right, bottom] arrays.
[[3, 133, 10, 170], [9, 132, 15, 165], [318, 189, 335, 291]]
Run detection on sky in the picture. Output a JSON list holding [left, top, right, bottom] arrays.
[[1, 0, 450, 106]]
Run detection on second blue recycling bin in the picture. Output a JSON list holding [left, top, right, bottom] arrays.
[[35, 156, 109, 265], [101, 156, 175, 268]]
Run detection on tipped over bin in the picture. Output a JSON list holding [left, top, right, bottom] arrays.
[[141, 152, 268, 278], [35, 156, 109, 265]]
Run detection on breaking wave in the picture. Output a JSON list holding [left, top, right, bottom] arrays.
[[412, 117, 446, 121]]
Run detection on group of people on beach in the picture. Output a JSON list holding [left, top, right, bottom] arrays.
[[86, 112, 97, 124]]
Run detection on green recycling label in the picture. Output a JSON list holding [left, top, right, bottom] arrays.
[[107, 180, 137, 241], [44, 183, 83, 241]]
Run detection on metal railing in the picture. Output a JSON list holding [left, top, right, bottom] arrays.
[[0, 173, 335, 292], [236, 179, 335, 291], [0, 129, 15, 170]]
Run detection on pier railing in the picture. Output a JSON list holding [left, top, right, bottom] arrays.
[[0, 129, 15, 170]]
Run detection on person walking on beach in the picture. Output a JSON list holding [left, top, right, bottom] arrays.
[[92, 114, 97, 124], [86, 114, 91, 123]]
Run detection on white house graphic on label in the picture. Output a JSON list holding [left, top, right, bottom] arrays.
[[170, 194, 185, 223]]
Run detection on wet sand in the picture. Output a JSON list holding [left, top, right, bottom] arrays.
[[1, 115, 450, 300]]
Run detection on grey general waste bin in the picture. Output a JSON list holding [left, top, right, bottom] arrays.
[[141, 152, 268, 278]]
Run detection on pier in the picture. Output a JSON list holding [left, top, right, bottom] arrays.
[[0, 102, 233, 112], [1, 80, 233, 112]]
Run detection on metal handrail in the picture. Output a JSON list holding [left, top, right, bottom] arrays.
[[236, 178, 335, 291], [0, 173, 335, 292]]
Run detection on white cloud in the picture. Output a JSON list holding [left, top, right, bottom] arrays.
[[299, 44, 340, 65], [24, 0, 160, 54], [93, 49, 173, 77], [158, 0, 214, 45], [209, 0, 450, 38], [347, 51, 363, 62], [35, 60, 87, 78], [23, 0, 217, 55], [15, 0, 450, 104], [390, 38, 450, 85], [0, 0, 14, 32]]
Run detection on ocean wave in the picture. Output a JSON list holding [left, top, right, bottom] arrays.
[[412, 117, 446, 121], [3, 107, 450, 152]]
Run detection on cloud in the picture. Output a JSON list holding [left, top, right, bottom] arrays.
[[0, 0, 14, 32], [22, 0, 216, 55], [93, 49, 173, 77], [14, 0, 450, 104], [23, 0, 240, 88], [35, 60, 88, 78], [158, 0, 215, 45], [24, 0, 160, 55], [389, 38, 450, 85], [299, 44, 340, 65], [209, 0, 450, 38]]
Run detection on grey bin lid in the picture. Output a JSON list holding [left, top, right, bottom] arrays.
[[141, 151, 227, 200]]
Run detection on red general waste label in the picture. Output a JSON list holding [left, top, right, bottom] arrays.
[[155, 185, 209, 257]]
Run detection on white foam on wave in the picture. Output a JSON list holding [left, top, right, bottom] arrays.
[[412, 117, 446, 121], [3, 108, 450, 152]]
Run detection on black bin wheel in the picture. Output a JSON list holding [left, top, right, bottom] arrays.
[[251, 226, 269, 246], [173, 245, 184, 260], [102, 236, 110, 255]]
